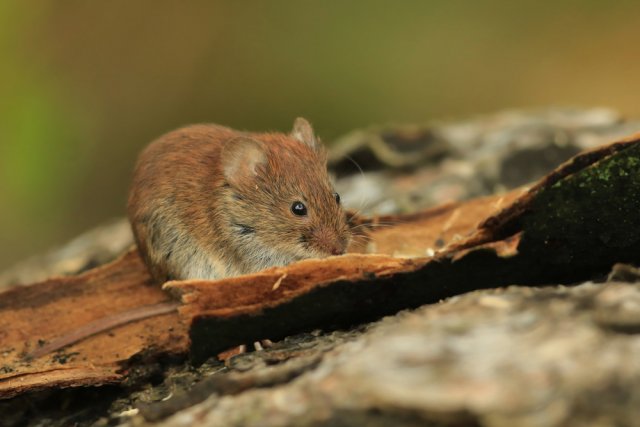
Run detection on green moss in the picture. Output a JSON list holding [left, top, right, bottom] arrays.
[[521, 144, 640, 268]]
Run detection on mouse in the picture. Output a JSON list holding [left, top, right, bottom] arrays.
[[127, 118, 351, 282]]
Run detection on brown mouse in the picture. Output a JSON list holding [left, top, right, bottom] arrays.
[[128, 118, 351, 282]]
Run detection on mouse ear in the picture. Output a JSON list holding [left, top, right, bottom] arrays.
[[291, 117, 318, 150], [221, 137, 266, 187]]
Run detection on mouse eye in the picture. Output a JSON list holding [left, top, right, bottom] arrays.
[[334, 192, 341, 204], [291, 201, 308, 216]]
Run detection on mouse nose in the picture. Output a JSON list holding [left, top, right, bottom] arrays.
[[312, 228, 347, 257]]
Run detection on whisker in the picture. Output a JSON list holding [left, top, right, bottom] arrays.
[[372, 219, 402, 225], [349, 234, 372, 242], [344, 155, 369, 213], [350, 237, 369, 244], [347, 208, 364, 220], [345, 154, 366, 178], [350, 222, 396, 231], [349, 237, 372, 247]]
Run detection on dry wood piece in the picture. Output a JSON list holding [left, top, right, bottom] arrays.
[[0, 251, 188, 399], [173, 132, 640, 362], [1, 132, 639, 397]]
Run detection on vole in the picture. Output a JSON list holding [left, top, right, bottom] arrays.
[[128, 118, 351, 282], [25, 119, 350, 360]]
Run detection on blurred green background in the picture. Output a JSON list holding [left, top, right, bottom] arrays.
[[2, 0, 640, 270]]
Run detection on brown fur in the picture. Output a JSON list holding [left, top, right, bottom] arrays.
[[128, 119, 351, 282]]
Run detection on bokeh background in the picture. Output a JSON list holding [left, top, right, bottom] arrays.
[[2, 0, 640, 270]]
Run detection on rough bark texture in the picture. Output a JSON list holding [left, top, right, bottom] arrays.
[[152, 281, 640, 427]]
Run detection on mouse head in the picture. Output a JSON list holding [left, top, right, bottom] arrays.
[[220, 118, 351, 267]]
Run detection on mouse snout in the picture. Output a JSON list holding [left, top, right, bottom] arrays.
[[311, 227, 347, 257]]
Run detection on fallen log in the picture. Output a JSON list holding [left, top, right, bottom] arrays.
[[1, 132, 638, 397]]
